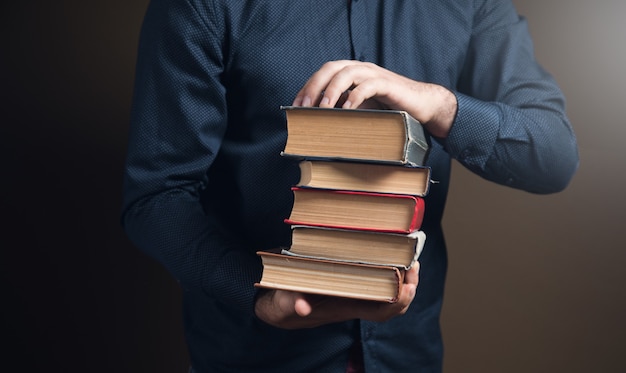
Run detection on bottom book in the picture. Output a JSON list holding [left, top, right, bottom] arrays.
[[255, 251, 405, 303]]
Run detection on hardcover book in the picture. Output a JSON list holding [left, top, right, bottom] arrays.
[[255, 251, 405, 303], [281, 106, 430, 166], [285, 187, 425, 234], [285, 227, 426, 268], [261, 105, 432, 303], [297, 159, 431, 196]]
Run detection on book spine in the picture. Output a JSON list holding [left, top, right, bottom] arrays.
[[402, 112, 431, 166], [408, 195, 425, 232]]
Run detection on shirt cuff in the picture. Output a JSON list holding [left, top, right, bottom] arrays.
[[444, 92, 501, 171]]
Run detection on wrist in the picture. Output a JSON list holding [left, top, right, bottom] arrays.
[[423, 85, 457, 138]]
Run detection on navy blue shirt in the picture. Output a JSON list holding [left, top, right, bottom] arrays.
[[122, 0, 579, 372]]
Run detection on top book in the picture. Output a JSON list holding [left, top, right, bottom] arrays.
[[281, 106, 430, 166]]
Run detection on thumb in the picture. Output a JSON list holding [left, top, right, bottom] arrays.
[[293, 294, 313, 317]]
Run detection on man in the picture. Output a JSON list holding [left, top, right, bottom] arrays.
[[122, 1, 579, 372]]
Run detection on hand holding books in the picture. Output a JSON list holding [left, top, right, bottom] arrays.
[[254, 264, 419, 330]]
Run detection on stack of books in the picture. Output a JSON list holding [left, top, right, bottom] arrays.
[[255, 106, 431, 303]]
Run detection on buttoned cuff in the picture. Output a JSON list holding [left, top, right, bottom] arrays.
[[444, 93, 501, 171]]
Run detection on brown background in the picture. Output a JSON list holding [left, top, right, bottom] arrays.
[[1, 1, 624, 372]]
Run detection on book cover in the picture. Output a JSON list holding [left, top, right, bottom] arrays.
[[285, 187, 425, 234], [280, 106, 430, 166]]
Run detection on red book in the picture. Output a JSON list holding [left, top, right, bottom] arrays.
[[285, 187, 425, 234]]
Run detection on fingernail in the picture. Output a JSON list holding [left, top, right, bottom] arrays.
[[320, 96, 330, 106], [302, 96, 312, 107], [342, 100, 352, 109], [292, 97, 302, 106]]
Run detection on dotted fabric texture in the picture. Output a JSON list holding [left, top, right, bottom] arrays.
[[122, 0, 578, 371]]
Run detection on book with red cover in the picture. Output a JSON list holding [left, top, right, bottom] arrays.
[[285, 187, 425, 234]]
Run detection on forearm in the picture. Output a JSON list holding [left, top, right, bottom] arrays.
[[122, 189, 262, 312], [121, 0, 262, 313], [442, 0, 579, 193], [445, 93, 578, 193]]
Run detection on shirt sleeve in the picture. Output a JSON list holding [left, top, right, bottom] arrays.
[[445, 0, 579, 194], [121, 0, 262, 313]]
